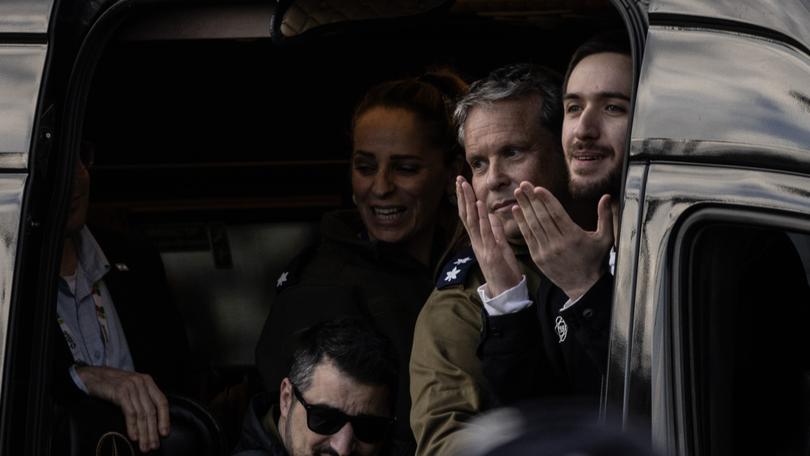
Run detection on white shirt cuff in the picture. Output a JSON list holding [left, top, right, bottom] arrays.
[[69, 364, 90, 394], [478, 276, 532, 316]]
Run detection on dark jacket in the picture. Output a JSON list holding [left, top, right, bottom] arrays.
[[232, 394, 288, 456], [479, 272, 613, 406], [256, 210, 450, 456]]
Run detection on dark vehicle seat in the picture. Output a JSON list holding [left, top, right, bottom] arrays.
[[160, 395, 228, 456], [54, 394, 227, 456]]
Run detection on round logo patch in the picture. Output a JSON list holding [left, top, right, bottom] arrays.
[[555, 316, 568, 343]]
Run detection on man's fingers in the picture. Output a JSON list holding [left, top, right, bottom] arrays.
[[118, 389, 140, 443], [488, 211, 507, 246], [512, 204, 542, 252], [534, 185, 576, 233], [459, 179, 483, 246], [124, 383, 151, 452], [78, 366, 169, 450], [134, 378, 161, 451], [476, 200, 496, 249], [456, 178, 471, 230], [596, 194, 615, 246], [490, 213, 522, 272], [515, 186, 549, 245], [456, 177, 466, 221], [457, 177, 474, 225], [144, 380, 171, 437]]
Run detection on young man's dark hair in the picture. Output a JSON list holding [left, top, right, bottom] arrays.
[[563, 29, 631, 92], [288, 318, 399, 410]]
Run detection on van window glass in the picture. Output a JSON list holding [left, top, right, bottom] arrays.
[[684, 224, 810, 455]]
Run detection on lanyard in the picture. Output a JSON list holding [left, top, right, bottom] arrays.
[[57, 280, 111, 365]]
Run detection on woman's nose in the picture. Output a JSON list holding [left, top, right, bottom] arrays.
[[372, 169, 395, 196]]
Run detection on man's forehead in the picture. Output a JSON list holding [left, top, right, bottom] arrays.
[[565, 52, 632, 98], [463, 98, 547, 149], [303, 361, 389, 413]]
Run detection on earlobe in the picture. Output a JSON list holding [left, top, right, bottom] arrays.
[[279, 377, 293, 419]]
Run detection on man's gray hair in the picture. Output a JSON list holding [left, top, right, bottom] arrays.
[[454, 63, 563, 145]]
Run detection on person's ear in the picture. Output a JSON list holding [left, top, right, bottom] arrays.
[[279, 377, 293, 420]]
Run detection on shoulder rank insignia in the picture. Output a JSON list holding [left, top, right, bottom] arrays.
[[275, 242, 321, 293], [437, 247, 477, 289], [276, 271, 290, 289], [275, 266, 296, 293]]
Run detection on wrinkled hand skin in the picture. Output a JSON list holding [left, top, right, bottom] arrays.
[[76, 365, 170, 453], [457, 176, 522, 297], [513, 181, 613, 300]]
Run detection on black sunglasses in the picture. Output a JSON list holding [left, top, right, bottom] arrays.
[[292, 384, 395, 443]]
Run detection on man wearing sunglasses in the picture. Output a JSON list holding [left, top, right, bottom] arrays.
[[234, 318, 398, 456]]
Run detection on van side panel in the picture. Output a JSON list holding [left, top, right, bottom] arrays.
[[630, 163, 810, 455], [0, 175, 27, 382], [0, 45, 47, 169], [650, 0, 810, 50], [632, 28, 810, 166], [0, 0, 52, 34]]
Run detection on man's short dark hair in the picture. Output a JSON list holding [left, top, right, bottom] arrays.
[[288, 318, 398, 409], [563, 30, 631, 92], [454, 63, 563, 145]]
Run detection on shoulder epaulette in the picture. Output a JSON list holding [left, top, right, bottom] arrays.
[[436, 246, 477, 289], [275, 241, 320, 293]]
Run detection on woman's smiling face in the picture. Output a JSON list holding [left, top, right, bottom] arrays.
[[351, 106, 451, 246]]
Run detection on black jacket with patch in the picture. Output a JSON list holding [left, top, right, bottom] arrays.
[[255, 210, 452, 455]]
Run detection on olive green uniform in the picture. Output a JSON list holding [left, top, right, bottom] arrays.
[[409, 246, 543, 456]]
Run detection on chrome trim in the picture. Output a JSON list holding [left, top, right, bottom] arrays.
[[608, 162, 647, 425]]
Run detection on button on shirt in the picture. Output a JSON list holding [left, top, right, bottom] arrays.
[[57, 227, 134, 392]]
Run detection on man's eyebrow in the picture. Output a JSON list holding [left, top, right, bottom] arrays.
[[563, 91, 631, 102], [600, 91, 631, 101]]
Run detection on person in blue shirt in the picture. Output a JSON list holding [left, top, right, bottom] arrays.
[[55, 144, 190, 453]]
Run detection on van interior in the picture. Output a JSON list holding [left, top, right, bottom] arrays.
[[70, 0, 626, 450], [51, 1, 810, 454]]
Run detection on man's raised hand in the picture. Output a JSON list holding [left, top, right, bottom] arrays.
[[457, 176, 522, 297], [512, 182, 613, 300]]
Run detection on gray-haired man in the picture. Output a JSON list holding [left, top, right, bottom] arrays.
[[409, 64, 572, 456]]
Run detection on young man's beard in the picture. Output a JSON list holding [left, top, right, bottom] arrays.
[[569, 164, 622, 201]]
